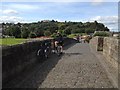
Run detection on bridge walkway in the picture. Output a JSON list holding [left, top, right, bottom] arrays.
[[4, 43, 115, 88]]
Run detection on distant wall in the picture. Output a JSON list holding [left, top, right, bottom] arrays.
[[2, 38, 74, 85], [89, 36, 104, 51]]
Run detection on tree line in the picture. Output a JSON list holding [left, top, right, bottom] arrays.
[[2, 20, 109, 38]]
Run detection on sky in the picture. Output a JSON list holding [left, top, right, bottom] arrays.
[[0, 0, 119, 32]]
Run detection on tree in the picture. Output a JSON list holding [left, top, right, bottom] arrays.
[[28, 24, 36, 32], [44, 31, 51, 36], [51, 33, 57, 38], [85, 28, 95, 34], [3, 21, 109, 38], [35, 29, 44, 37], [29, 32, 36, 38], [6, 25, 21, 38], [51, 20, 55, 22], [64, 27, 72, 35], [13, 26, 21, 38], [59, 24, 66, 30], [71, 29, 80, 34], [21, 27, 30, 38], [94, 21, 98, 25], [5, 27, 11, 36], [79, 28, 85, 33], [104, 27, 109, 31]]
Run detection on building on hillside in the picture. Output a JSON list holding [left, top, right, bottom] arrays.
[[41, 20, 51, 22], [112, 32, 119, 38]]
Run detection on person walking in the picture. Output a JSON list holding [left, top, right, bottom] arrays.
[[55, 32, 64, 53]]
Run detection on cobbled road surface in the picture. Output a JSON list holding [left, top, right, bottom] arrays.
[[4, 43, 114, 88]]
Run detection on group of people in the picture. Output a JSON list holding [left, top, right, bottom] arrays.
[[37, 32, 64, 61], [76, 35, 85, 43], [51, 32, 64, 54], [37, 33, 91, 60]]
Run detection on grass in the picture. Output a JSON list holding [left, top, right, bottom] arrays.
[[0, 38, 28, 46], [68, 34, 77, 38], [67, 33, 87, 38]]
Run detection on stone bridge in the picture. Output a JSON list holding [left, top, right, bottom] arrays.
[[2, 37, 119, 89]]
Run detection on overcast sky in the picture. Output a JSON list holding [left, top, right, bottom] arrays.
[[0, 1, 119, 31]]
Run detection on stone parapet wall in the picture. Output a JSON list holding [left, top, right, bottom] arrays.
[[2, 39, 51, 85], [89, 36, 98, 51], [103, 37, 119, 68], [103, 37, 119, 86], [90, 36, 119, 87], [2, 38, 75, 85], [89, 36, 104, 51], [90, 36, 119, 68]]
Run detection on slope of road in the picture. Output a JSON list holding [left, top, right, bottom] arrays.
[[3, 43, 115, 88]]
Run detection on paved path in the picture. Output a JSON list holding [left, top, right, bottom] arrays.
[[4, 43, 114, 88], [39, 43, 113, 88]]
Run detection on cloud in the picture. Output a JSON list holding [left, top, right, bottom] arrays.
[[90, 16, 118, 31], [0, 15, 33, 23], [2, 9, 18, 14], [90, 16, 118, 23], [8, 4, 39, 10], [0, 16, 24, 23], [0, 10, 2, 13], [1, 0, 85, 2], [91, 0, 104, 5], [91, 0, 103, 2], [1, 0, 119, 2]]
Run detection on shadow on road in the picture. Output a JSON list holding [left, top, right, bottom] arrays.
[[3, 40, 77, 88], [63, 39, 78, 50], [64, 52, 82, 56]]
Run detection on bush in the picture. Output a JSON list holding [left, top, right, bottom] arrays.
[[29, 32, 36, 38], [93, 31, 109, 37], [51, 33, 57, 38]]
